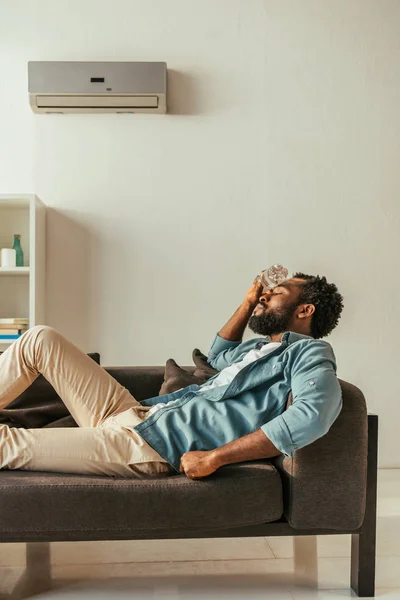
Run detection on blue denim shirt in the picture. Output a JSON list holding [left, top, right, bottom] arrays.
[[134, 331, 343, 472]]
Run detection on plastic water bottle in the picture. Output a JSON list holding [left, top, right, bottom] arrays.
[[256, 265, 288, 291]]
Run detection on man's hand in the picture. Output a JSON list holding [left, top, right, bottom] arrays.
[[244, 276, 264, 308], [179, 450, 219, 480], [179, 431, 281, 479], [217, 274, 264, 343]]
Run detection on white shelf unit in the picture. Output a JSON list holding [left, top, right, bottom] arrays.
[[0, 195, 46, 346], [0, 267, 30, 275]]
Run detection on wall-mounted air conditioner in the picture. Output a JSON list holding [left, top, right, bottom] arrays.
[[28, 61, 167, 114]]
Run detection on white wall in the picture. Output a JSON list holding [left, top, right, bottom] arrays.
[[0, 0, 399, 467]]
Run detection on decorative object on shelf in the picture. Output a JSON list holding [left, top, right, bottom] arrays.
[[0, 248, 17, 268], [12, 234, 24, 267], [255, 264, 289, 292]]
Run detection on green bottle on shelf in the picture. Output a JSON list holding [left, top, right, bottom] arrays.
[[13, 234, 24, 267]]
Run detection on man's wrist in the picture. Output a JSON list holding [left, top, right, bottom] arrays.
[[209, 448, 223, 470], [241, 302, 257, 316]]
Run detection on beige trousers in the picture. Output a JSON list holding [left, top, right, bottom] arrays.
[[0, 326, 174, 478]]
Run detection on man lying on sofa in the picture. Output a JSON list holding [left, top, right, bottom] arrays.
[[0, 271, 344, 480]]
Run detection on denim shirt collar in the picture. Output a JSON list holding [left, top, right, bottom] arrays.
[[255, 330, 313, 350]]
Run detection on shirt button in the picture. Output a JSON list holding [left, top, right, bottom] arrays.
[[309, 380, 315, 386], [272, 365, 277, 370]]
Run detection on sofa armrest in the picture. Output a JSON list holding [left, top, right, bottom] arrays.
[[271, 379, 369, 531]]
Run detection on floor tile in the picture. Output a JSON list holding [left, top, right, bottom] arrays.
[[24, 578, 294, 600], [45, 555, 400, 590], [2, 561, 400, 599], [0, 543, 26, 567], [267, 519, 400, 559], [377, 517, 400, 557], [0, 567, 25, 591], [289, 589, 400, 599], [50, 537, 274, 565], [48, 557, 350, 589], [267, 535, 351, 559]]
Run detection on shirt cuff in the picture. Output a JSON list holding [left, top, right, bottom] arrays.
[[261, 415, 295, 457], [208, 333, 241, 359]]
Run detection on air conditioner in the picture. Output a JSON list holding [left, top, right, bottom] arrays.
[[28, 61, 167, 114]]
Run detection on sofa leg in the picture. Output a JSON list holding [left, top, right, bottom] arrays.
[[351, 533, 376, 597], [351, 414, 378, 597], [10, 543, 52, 599], [26, 542, 52, 592]]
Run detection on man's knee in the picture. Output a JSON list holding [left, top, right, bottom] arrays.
[[28, 325, 60, 343]]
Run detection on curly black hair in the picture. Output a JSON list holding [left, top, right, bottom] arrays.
[[292, 272, 344, 339]]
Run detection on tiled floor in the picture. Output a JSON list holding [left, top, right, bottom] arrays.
[[0, 469, 399, 600]]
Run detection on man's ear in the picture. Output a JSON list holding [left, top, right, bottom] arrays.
[[297, 303, 315, 318]]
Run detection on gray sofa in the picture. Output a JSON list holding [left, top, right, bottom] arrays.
[[0, 366, 378, 598]]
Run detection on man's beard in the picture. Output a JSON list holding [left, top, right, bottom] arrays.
[[248, 303, 298, 337]]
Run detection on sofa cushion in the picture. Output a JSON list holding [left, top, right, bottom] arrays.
[[192, 348, 219, 379], [159, 349, 219, 395], [159, 358, 208, 395], [0, 461, 283, 542]]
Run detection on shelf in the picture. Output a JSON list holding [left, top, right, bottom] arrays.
[[0, 194, 45, 328], [0, 267, 30, 276], [0, 194, 33, 208]]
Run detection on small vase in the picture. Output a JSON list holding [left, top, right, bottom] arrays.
[[12, 234, 24, 267]]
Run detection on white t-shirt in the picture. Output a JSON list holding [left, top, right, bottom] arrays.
[[148, 341, 282, 417]]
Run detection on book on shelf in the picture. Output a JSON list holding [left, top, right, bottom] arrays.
[[0, 319, 29, 341], [0, 318, 29, 325], [0, 329, 26, 337]]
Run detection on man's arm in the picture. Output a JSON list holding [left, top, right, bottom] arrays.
[[261, 342, 342, 456], [218, 300, 258, 343], [180, 341, 342, 479], [218, 278, 263, 342], [207, 278, 264, 370], [179, 430, 281, 479]]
